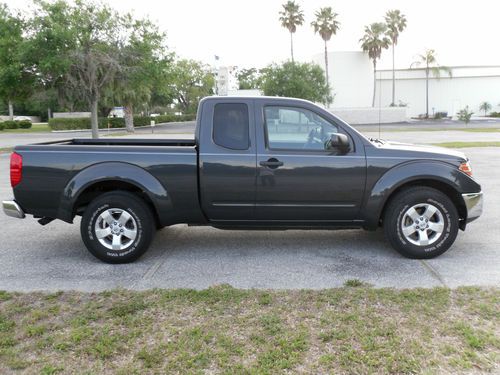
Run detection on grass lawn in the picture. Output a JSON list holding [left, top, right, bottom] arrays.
[[432, 141, 500, 148], [1, 123, 51, 133], [0, 285, 498, 374], [376, 128, 500, 133]]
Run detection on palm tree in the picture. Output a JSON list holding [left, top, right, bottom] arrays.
[[279, 0, 304, 62], [479, 101, 492, 116], [411, 49, 452, 118], [311, 7, 340, 88], [384, 9, 407, 106], [360, 23, 390, 107]]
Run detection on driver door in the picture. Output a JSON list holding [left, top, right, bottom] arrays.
[[255, 104, 366, 222]]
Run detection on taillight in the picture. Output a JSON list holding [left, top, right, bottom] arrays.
[[459, 161, 472, 177], [10, 152, 22, 187]]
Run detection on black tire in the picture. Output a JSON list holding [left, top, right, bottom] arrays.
[[383, 187, 459, 259], [80, 191, 155, 263]]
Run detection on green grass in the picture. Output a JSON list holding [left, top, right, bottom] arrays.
[[2, 123, 51, 133], [0, 147, 13, 153], [368, 127, 500, 133], [432, 141, 500, 148], [0, 285, 498, 374]]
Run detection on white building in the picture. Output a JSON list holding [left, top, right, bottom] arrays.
[[312, 51, 500, 121], [376, 66, 500, 118], [217, 66, 239, 96]]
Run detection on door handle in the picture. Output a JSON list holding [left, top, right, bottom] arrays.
[[259, 158, 284, 169]]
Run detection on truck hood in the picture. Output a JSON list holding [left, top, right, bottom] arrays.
[[378, 140, 467, 161]]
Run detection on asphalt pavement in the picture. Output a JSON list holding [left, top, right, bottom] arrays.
[[0, 146, 498, 292]]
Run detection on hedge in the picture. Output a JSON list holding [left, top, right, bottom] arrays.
[[48, 114, 197, 131], [0, 123, 4, 131], [0, 120, 32, 129]]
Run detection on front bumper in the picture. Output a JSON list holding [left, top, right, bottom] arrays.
[[2, 200, 25, 219], [462, 192, 483, 222]]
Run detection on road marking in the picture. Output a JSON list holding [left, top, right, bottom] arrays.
[[130, 229, 180, 288], [419, 259, 447, 287]]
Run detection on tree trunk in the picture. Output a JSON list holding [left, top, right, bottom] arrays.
[[8, 100, 14, 120], [324, 40, 329, 88], [425, 67, 429, 118], [90, 98, 99, 139], [124, 104, 134, 133], [290, 32, 294, 62], [372, 61, 377, 107], [391, 44, 395, 106]]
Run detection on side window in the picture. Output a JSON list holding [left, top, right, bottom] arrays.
[[213, 103, 250, 150], [264, 106, 340, 151]]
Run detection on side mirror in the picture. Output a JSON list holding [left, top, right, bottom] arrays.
[[325, 133, 350, 153]]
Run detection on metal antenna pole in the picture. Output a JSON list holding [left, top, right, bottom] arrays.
[[378, 70, 382, 139]]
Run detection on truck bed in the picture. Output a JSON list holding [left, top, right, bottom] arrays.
[[35, 138, 196, 147], [12, 138, 204, 226]]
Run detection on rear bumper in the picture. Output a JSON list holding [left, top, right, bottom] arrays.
[[462, 192, 483, 223], [2, 200, 25, 219]]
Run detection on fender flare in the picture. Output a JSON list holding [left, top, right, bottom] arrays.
[[57, 162, 171, 224], [362, 160, 472, 229]]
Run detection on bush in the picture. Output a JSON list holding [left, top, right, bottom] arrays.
[[434, 112, 448, 119], [0, 123, 4, 131], [18, 120, 32, 129], [49, 114, 196, 130], [457, 106, 474, 125], [48, 117, 125, 131], [488, 112, 500, 118], [2, 120, 19, 129]]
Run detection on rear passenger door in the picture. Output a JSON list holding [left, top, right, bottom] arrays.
[[198, 99, 257, 221]]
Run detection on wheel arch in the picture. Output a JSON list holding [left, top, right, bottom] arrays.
[[363, 160, 469, 230], [57, 162, 172, 225], [378, 179, 467, 230]]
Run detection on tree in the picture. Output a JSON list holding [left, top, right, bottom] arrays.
[[360, 23, 390, 107], [279, 1, 304, 62], [170, 59, 214, 114], [261, 61, 331, 104], [384, 9, 407, 106], [28, 0, 132, 138], [0, 4, 33, 119], [237, 68, 262, 90], [457, 106, 473, 125], [412, 49, 452, 118], [479, 101, 492, 116], [311, 7, 340, 91], [114, 17, 170, 132]]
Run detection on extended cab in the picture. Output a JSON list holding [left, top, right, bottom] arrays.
[[3, 97, 483, 263]]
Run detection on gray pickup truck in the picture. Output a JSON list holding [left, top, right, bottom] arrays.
[[3, 97, 483, 263]]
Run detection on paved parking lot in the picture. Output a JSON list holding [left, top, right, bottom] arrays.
[[0, 145, 498, 292]]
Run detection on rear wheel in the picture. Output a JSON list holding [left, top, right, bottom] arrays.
[[80, 191, 155, 263], [383, 187, 459, 259]]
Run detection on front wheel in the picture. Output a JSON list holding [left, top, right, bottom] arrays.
[[80, 191, 155, 263], [384, 187, 459, 259]]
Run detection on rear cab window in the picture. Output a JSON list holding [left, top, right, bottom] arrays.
[[213, 103, 250, 150]]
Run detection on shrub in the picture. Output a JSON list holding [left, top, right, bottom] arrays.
[[2, 120, 19, 129], [457, 106, 473, 125], [49, 114, 196, 130], [48, 117, 125, 130], [488, 112, 500, 118], [0, 123, 4, 131], [18, 120, 32, 129], [434, 111, 448, 119]]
